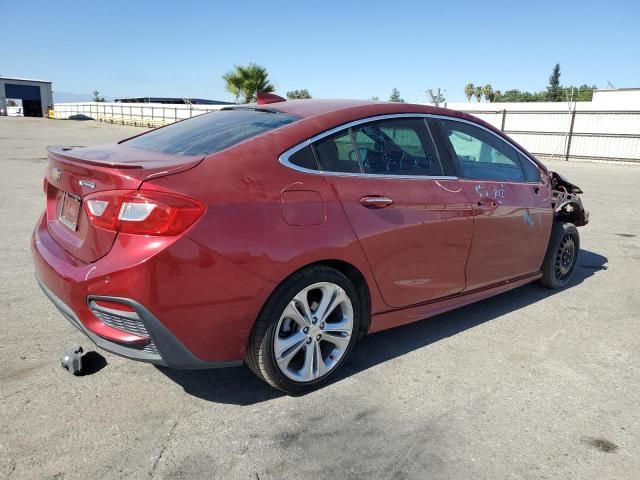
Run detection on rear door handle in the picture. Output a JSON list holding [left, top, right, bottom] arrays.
[[360, 196, 393, 208]]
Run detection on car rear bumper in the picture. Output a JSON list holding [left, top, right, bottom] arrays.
[[32, 212, 274, 368], [36, 276, 241, 368]]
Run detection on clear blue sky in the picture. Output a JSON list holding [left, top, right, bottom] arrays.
[[2, 0, 638, 103]]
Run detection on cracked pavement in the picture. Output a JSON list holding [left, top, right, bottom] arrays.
[[1, 117, 639, 479]]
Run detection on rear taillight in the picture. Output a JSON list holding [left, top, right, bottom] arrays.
[[83, 190, 205, 236]]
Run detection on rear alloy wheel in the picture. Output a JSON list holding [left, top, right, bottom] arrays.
[[540, 222, 580, 289], [274, 282, 353, 382], [246, 266, 360, 394]]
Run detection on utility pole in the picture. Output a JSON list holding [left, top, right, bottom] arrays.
[[564, 86, 576, 162], [565, 86, 575, 109]]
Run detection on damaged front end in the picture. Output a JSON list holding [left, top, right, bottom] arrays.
[[550, 172, 589, 227]]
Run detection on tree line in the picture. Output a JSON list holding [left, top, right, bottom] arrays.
[[96, 62, 593, 106], [465, 64, 597, 103]]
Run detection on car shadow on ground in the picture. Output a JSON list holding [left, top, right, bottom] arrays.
[[158, 249, 607, 405]]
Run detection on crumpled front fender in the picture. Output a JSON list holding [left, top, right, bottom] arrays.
[[550, 171, 588, 226]]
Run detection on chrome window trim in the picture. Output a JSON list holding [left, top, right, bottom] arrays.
[[278, 113, 542, 181]]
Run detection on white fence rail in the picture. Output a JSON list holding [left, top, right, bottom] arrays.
[[458, 109, 640, 163], [53, 102, 640, 163], [54, 102, 227, 127]]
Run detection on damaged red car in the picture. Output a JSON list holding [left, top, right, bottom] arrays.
[[32, 96, 588, 394]]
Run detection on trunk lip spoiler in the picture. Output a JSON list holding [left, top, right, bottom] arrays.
[[47, 146, 143, 169], [46, 146, 205, 171]]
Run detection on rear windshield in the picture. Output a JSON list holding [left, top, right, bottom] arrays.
[[123, 109, 299, 156]]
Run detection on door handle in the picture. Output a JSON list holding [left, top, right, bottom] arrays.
[[476, 197, 498, 209], [360, 196, 393, 208], [533, 186, 540, 195]]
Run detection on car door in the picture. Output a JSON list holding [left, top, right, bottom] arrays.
[[312, 117, 474, 308], [431, 117, 553, 291]]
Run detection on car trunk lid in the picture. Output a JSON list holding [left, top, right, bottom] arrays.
[[45, 144, 203, 263]]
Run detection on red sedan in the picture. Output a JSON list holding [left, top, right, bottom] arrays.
[[32, 96, 588, 394]]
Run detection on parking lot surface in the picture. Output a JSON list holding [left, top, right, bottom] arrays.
[[1, 117, 639, 479]]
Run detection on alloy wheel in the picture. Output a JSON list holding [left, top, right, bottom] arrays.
[[273, 282, 354, 382]]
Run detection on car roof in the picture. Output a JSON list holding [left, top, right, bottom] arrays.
[[235, 99, 502, 136], [238, 98, 455, 119], [224, 99, 547, 172]]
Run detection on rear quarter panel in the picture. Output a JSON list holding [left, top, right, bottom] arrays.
[[142, 131, 387, 316]]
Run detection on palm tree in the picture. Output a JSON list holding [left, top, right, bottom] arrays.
[[482, 84, 494, 102], [474, 85, 483, 102], [464, 83, 475, 102], [222, 63, 275, 104]]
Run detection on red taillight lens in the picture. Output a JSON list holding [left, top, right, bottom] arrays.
[[83, 190, 205, 236]]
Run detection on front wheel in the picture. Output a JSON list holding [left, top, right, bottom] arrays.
[[540, 222, 580, 289], [246, 265, 361, 395]]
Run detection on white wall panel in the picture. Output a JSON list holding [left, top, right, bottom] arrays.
[[53, 102, 640, 162]]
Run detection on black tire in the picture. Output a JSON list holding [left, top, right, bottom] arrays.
[[246, 265, 361, 395], [540, 222, 580, 289]]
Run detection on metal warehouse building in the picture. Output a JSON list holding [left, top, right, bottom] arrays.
[[0, 76, 53, 117]]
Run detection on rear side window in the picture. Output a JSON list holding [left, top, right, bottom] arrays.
[[313, 131, 361, 173], [288, 145, 318, 170], [437, 119, 525, 182], [124, 109, 299, 156], [352, 118, 443, 176]]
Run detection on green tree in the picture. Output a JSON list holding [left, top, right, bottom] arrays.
[[370, 96, 380, 101], [92, 90, 105, 102], [561, 84, 596, 102], [482, 84, 495, 102], [286, 89, 312, 99], [222, 63, 275, 104], [547, 63, 562, 101], [474, 85, 483, 102], [389, 88, 405, 103], [464, 83, 475, 102], [577, 84, 596, 101], [493, 89, 547, 102]]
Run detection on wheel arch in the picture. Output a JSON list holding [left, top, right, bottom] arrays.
[[555, 200, 588, 227], [268, 259, 373, 337], [321, 259, 372, 337]]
